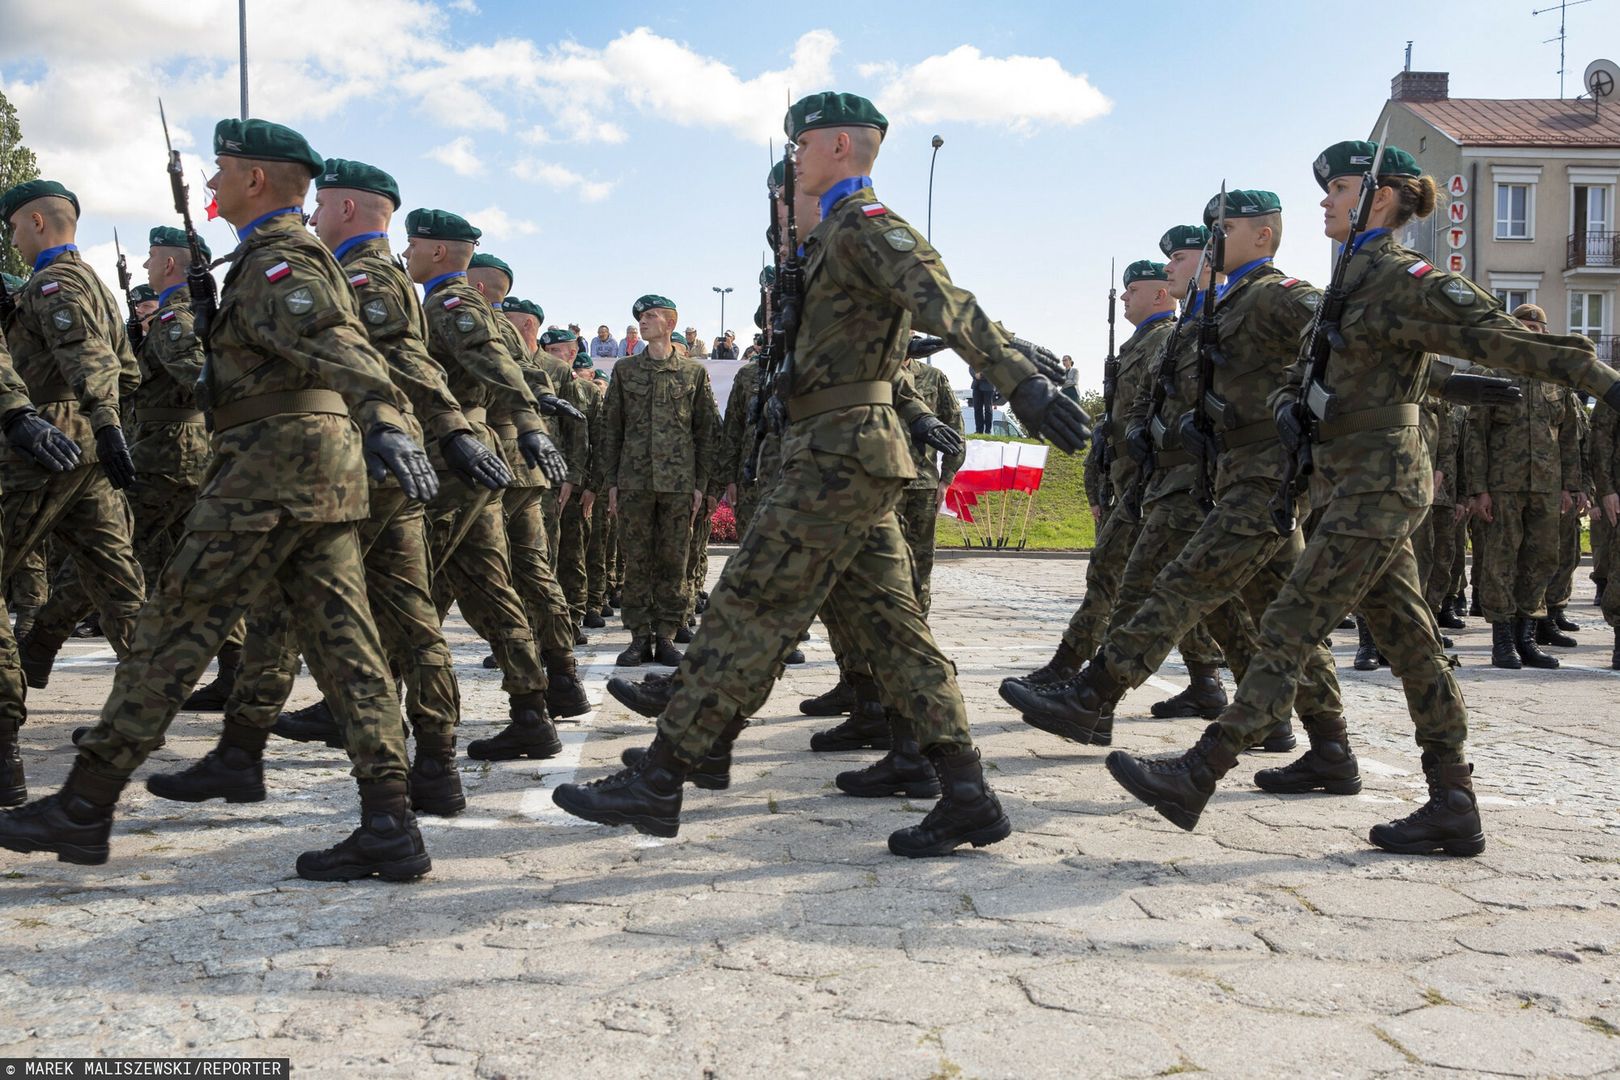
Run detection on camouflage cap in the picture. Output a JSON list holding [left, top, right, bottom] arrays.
[[785, 92, 889, 141], [404, 208, 481, 243], [213, 118, 324, 177], [1202, 189, 1281, 227], [1312, 140, 1421, 192], [632, 294, 676, 317], [470, 252, 514, 287], [148, 225, 209, 261], [502, 296, 543, 321], [1158, 224, 1210, 256], [1512, 303, 1548, 324], [129, 283, 159, 303], [315, 158, 401, 209], [1122, 259, 1169, 286], [0, 179, 79, 223]]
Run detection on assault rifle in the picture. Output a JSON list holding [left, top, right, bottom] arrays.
[[745, 143, 801, 482], [160, 99, 219, 416], [1092, 259, 1118, 510], [1183, 184, 1226, 515], [113, 229, 144, 349]]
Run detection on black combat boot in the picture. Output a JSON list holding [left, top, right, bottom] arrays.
[[1369, 755, 1485, 856], [583, 610, 606, 629], [799, 677, 854, 716], [0, 763, 125, 865], [1535, 616, 1577, 648], [1353, 616, 1383, 671], [887, 746, 1011, 857], [608, 671, 677, 718], [620, 713, 745, 791], [181, 644, 243, 711], [809, 675, 892, 752], [1436, 601, 1465, 631], [573, 625, 589, 646], [552, 734, 688, 837], [145, 723, 268, 804], [409, 731, 465, 816], [72, 614, 101, 638], [1513, 616, 1559, 669], [542, 648, 591, 719], [295, 779, 431, 881], [1251, 721, 1297, 753], [1001, 657, 1123, 746], [481, 653, 500, 669], [1337, 615, 1356, 631], [1, 727, 25, 806], [1105, 722, 1239, 831], [1253, 715, 1362, 795], [1490, 622, 1522, 669], [1551, 606, 1580, 633], [17, 626, 66, 690], [1001, 639, 1084, 692], [1595, 578, 1607, 606], [465, 698, 563, 761], [1612, 626, 1620, 671], [673, 625, 693, 644], [615, 635, 652, 666], [1148, 661, 1228, 720], [1469, 588, 1482, 617], [652, 636, 684, 666], [836, 711, 943, 799], [272, 699, 345, 748], [783, 648, 806, 665]]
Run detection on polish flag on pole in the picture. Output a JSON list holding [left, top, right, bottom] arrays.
[[949, 441, 1010, 495], [1010, 444, 1049, 493]]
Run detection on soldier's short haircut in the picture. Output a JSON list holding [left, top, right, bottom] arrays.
[[259, 160, 313, 206], [1252, 211, 1282, 252], [841, 126, 882, 171], [440, 238, 475, 268], [22, 196, 77, 233]]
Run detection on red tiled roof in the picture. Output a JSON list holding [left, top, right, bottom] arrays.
[[1400, 98, 1620, 147]]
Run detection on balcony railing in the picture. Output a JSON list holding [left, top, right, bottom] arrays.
[[1595, 335, 1619, 363], [1568, 231, 1619, 269]]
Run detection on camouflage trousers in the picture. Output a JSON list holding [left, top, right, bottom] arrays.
[[586, 494, 613, 613], [1450, 515, 1470, 600], [226, 486, 459, 742], [76, 519, 410, 784], [425, 478, 546, 704], [896, 486, 940, 616], [1601, 521, 1620, 627], [541, 488, 560, 566], [1546, 505, 1583, 610], [658, 447, 970, 764], [558, 495, 591, 623], [499, 486, 575, 654], [8, 549, 47, 612], [1413, 504, 1458, 613], [1102, 480, 1342, 721], [1479, 490, 1560, 622], [0, 524, 26, 740], [683, 506, 710, 622], [616, 488, 695, 640], [1214, 492, 1466, 763], [1, 466, 143, 656], [1592, 514, 1612, 588]]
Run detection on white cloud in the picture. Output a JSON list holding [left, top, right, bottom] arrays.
[[467, 205, 538, 241], [447, 0, 479, 12], [518, 124, 552, 145], [512, 159, 616, 202], [426, 136, 482, 177], [876, 46, 1112, 134]]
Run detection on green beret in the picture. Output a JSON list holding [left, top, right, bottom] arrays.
[[470, 252, 514, 287], [148, 225, 209, 261], [129, 283, 158, 304], [672, 331, 687, 346], [1122, 260, 1169, 287], [0, 179, 79, 223], [540, 327, 577, 347], [404, 208, 481, 243], [1202, 189, 1281, 227], [1312, 140, 1422, 192], [572, 354, 594, 370], [315, 158, 401, 210], [1158, 224, 1210, 257], [759, 265, 776, 287], [768, 159, 786, 192], [632, 294, 676, 318], [785, 92, 889, 141], [502, 296, 543, 321], [213, 118, 323, 177], [0, 273, 25, 293]]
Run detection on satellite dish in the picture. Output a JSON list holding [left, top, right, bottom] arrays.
[[1586, 58, 1619, 100]]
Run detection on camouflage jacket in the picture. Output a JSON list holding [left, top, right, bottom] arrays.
[[1125, 292, 1204, 520], [789, 185, 1039, 478], [600, 345, 719, 494], [1591, 399, 1620, 498], [1463, 373, 1579, 496], [581, 374, 608, 492], [557, 369, 596, 489], [1, 248, 139, 486], [129, 284, 209, 485], [1568, 390, 1592, 496], [338, 238, 471, 484], [1422, 399, 1461, 508], [490, 316, 553, 490], [717, 359, 759, 488], [903, 358, 965, 489], [1100, 312, 1175, 499], [1275, 231, 1618, 523], [196, 212, 410, 530], [0, 334, 41, 431]]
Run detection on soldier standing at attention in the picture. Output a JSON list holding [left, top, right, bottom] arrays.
[[0, 180, 145, 661], [1106, 140, 1620, 856], [896, 346, 964, 616], [1590, 391, 1620, 665], [600, 295, 720, 668], [553, 92, 1089, 856], [1542, 384, 1590, 638], [0, 120, 444, 879], [542, 331, 601, 630]]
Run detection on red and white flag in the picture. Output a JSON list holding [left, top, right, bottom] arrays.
[[1010, 444, 1049, 493]]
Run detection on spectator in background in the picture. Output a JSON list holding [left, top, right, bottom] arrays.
[[712, 330, 739, 359], [970, 370, 996, 434], [685, 327, 709, 358], [742, 333, 763, 362], [1061, 355, 1080, 402], [591, 324, 621, 359], [620, 324, 645, 356], [569, 323, 587, 357]]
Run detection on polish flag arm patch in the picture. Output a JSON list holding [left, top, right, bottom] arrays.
[[265, 261, 292, 282], [38, 281, 60, 296], [348, 272, 370, 287], [1407, 262, 1435, 278], [159, 310, 178, 322], [442, 296, 462, 309], [1279, 277, 1300, 287], [862, 203, 888, 217]]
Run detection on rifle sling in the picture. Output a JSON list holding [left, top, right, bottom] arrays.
[[1213, 419, 1277, 453], [786, 380, 893, 423], [1316, 402, 1420, 443], [211, 389, 347, 432], [135, 408, 205, 424], [1154, 448, 1194, 469]]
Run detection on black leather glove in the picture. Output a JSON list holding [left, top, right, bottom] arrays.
[[536, 393, 585, 422], [364, 424, 439, 503], [1274, 399, 1308, 455], [1441, 373, 1524, 408], [1605, 382, 1620, 414], [517, 429, 567, 485], [906, 335, 948, 360], [126, 313, 145, 350], [909, 414, 964, 457], [1008, 337, 1066, 383], [1008, 375, 1091, 454], [95, 425, 137, 489], [1124, 423, 1153, 466], [441, 430, 511, 491], [1177, 412, 1214, 462], [186, 264, 217, 311], [1089, 425, 1107, 462], [2, 408, 82, 473]]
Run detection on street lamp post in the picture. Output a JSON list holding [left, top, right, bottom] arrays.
[[712, 286, 733, 344], [927, 135, 944, 242]]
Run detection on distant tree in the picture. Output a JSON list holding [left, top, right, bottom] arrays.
[[1076, 388, 1105, 420], [0, 90, 41, 280]]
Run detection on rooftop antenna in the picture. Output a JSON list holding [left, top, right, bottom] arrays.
[[1404, 41, 1413, 72], [1532, 0, 1596, 97]]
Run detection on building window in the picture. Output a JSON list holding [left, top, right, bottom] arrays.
[[1494, 288, 1535, 311], [1569, 291, 1609, 340], [1495, 183, 1533, 240]]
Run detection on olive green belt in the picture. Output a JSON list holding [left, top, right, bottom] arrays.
[[211, 389, 347, 432], [1155, 448, 1193, 468], [1213, 419, 1276, 453], [1317, 402, 1420, 443], [462, 407, 487, 425], [787, 380, 894, 423], [136, 408, 205, 424]]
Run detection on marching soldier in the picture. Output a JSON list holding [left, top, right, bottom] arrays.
[[896, 344, 964, 615]]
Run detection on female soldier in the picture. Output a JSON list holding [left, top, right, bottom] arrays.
[[1105, 139, 1620, 856]]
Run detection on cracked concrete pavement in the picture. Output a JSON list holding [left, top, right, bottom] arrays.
[[2, 552, 1618, 1078]]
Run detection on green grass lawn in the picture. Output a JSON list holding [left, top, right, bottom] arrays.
[[935, 434, 1097, 551]]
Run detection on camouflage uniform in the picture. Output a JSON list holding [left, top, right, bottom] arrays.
[[2, 248, 145, 655], [0, 336, 37, 758], [600, 346, 719, 640], [1591, 401, 1613, 596], [74, 211, 416, 784], [1545, 389, 1589, 612], [1213, 232, 1618, 759], [1591, 400, 1620, 626], [532, 347, 577, 562], [895, 357, 964, 615], [1417, 400, 1462, 612], [558, 369, 600, 622], [582, 376, 614, 615]]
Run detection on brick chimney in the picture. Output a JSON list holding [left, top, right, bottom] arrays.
[[1391, 70, 1449, 102]]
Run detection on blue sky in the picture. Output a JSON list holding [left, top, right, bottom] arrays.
[[3, 0, 1614, 392]]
